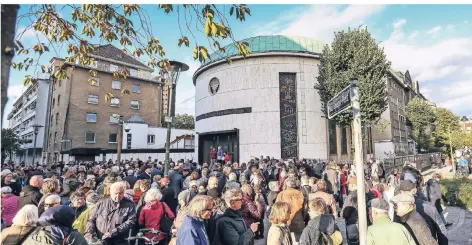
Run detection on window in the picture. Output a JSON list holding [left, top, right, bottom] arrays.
[[131, 100, 140, 109], [147, 134, 155, 144], [130, 69, 138, 77], [51, 115, 54, 124], [110, 64, 119, 72], [109, 115, 119, 124], [110, 98, 120, 107], [89, 77, 100, 86], [54, 132, 57, 143], [108, 133, 118, 143], [86, 113, 97, 123], [132, 84, 140, 93], [88, 95, 98, 104], [85, 132, 96, 143], [55, 113, 59, 124], [57, 95, 61, 106], [328, 120, 337, 155], [52, 98, 55, 108], [112, 80, 121, 90]]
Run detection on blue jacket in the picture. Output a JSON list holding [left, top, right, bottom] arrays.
[[177, 215, 209, 245]]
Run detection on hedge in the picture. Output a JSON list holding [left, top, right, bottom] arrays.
[[440, 178, 472, 210]]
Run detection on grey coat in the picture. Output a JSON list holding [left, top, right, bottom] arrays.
[[299, 214, 337, 245]]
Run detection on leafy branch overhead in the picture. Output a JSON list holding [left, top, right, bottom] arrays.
[[12, 4, 252, 101], [316, 27, 391, 126]]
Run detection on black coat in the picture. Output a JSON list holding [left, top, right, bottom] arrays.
[[299, 214, 337, 245], [398, 210, 439, 245], [19, 185, 42, 209], [207, 187, 220, 199], [212, 208, 254, 245], [85, 197, 136, 245], [161, 186, 178, 215], [1, 179, 21, 196], [124, 175, 137, 188]]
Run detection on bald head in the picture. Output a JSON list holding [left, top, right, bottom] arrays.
[[30, 175, 43, 188]]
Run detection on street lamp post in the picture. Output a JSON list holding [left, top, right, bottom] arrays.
[[31, 124, 44, 165], [164, 61, 189, 177]]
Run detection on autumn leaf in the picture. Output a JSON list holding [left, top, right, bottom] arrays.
[[193, 45, 198, 60]]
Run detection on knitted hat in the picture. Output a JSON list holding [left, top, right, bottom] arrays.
[[86, 193, 100, 204]]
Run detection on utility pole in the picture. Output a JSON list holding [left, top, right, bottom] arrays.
[[31, 124, 43, 165], [449, 126, 456, 175], [117, 115, 124, 165], [351, 80, 368, 245]]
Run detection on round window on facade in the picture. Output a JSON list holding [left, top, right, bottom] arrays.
[[209, 77, 220, 95]]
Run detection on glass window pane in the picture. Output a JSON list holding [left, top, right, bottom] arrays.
[[111, 98, 120, 106], [109, 115, 119, 124], [131, 100, 139, 109], [112, 80, 121, 90], [132, 84, 140, 93], [109, 133, 117, 143], [86, 113, 97, 122], [88, 95, 98, 104], [329, 120, 337, 155], [85, 132, 95, 142]]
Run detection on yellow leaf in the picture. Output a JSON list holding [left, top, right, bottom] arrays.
[[211, 23, 217, 36], [204, 18, 211, 36], [193, 46, 198, 60]]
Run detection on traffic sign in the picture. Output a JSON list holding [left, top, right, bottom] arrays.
[[327, 84, 352, 119]]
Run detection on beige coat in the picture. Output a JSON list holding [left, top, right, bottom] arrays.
[[1, 225, 36, 245], [267, 224, 293, 245]]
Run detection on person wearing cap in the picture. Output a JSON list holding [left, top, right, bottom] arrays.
[[367, 198, 416, 245], [397, 180, 448, 245], [1, 170, 21, 196], [390, 193, 438, 245], [73, 193, 101, 234]]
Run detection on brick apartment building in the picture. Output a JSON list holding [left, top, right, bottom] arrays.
[[44, 44, 165, 162]]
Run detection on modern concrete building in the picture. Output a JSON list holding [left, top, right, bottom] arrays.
[[193, 35, 329, 163], [45, 44, 183, 162], [6, 73, 51, 164]]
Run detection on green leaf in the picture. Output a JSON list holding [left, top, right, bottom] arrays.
[[16, 40, 24, 49]]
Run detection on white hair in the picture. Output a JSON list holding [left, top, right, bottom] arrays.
[[12, 205, 38, 226], [229, 172, 237, 181], [144, 188, 163, 203], [44, 194, 61, 204], [110, 181, 126, 193], [1, 186, 12, 194]]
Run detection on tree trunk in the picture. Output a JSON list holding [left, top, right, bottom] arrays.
[[1, 5, 20, 127]]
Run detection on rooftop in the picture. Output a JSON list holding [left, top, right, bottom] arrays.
[[202, 35, 325, 66], [91, 44, 148, 69], [127, 113, 147, 124]]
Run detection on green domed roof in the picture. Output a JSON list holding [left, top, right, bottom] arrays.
[[202, 35, 325, 65]]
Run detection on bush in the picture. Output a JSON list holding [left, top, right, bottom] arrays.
[[440, 178, 472, 210]]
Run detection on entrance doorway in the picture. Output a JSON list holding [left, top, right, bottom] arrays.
[[198, 130, 239, 164]]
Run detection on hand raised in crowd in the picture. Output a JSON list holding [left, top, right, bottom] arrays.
[[250, 222, 260, 232]]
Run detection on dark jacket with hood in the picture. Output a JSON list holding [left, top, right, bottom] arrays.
[[212, 208, 255, 245], [398, 210, 439, 245], [19, 185, 43, 209], [23, 205, 87, 245], [1, 178, 21, 196], [299, 214, 337, 245], [85, 197, 136, 245]]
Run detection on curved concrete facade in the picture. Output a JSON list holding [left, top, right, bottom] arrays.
[[194, 54, 328, 162]]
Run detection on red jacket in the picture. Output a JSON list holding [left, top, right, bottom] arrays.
[[241, 195, 262, 228], [138, 201, 175, 241], [209, 150, 217, 159], [340, 171, 347, 195]]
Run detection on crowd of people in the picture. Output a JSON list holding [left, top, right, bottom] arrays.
[[0, 156, 455, 245]]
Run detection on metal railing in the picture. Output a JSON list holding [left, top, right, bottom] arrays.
[[380, 152, 443, 173]]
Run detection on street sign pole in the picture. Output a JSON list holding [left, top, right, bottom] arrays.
[[350, 80, 367, 245]]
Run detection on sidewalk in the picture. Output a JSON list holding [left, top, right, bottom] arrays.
[[445, 206, 472, 245]]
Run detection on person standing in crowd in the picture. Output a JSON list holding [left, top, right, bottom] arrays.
[[275, 177, 306, 243], [59, 170, 80, 203], [139, 188, 175, 244], [425, 173, 453, 227], [309, 180, 337, 215], [396, 180, 447, 245], [390, 193, 439, 245], [169, 166, 184, 198], [367, 198, 416, 245], [1, 170, 21, 196], [267, 202, 293, 245], [176, 195, 214, 245], [324, 162, 338, 196], [212, 188, 259, 245], [210, 148, 217, 169], [207, 176, 220, 198], [240, 184, 263, 236], [23, 205, 87, 245], [19, 174, 43, 209], [267, 181, 280, 208], [85, 182, 136, 245], [217, 146, 224, 164], [124, 169, 137, 189], [43, 194, 61, 211], [1, 205, 39, 245], [299, 198, 343, 245], [161, 177, 178, 215], [1, 187, 19, 227], [38, 179, 61, 214], [73, 193, 100, 234]]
